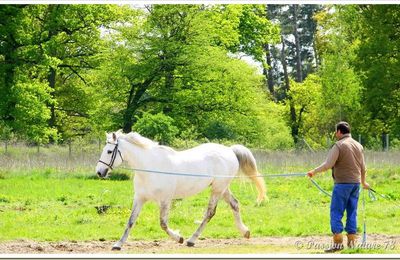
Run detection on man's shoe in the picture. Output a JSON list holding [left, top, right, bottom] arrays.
[[347, 233, 357, 248], [324, 233, 344, 253]]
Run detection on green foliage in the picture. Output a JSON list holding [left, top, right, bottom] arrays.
[[237, 5, 281, 62], [0, 122, 14, 142], [1, 4, 398, 150], [310, 5, 400, 149], [134, 112, 179, 145], [204, 121, 236, 140], [0, 4, 133, 144], [11, 80, 57, 144], [286, 74, 322, 148], [85, 4, 289, 149], [169, 45, 292, 149], [350, 5, 400, 138]]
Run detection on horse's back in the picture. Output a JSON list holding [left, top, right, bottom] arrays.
[[179, 143, 238, 167], [134, 142, 240, 201], [170, 143, 239, 197]]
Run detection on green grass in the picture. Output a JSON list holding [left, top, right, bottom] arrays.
[[0, 166, 399, 244]]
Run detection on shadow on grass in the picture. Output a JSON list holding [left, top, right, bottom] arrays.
[[85, 171, 131, 181], [95, 205, 111, 214]]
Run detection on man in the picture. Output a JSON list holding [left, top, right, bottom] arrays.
[[307, 121, 370, 253]]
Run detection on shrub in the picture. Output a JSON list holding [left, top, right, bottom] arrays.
[[134, 112, 179, 145]]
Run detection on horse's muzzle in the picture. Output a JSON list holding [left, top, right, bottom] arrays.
[[97, 168, 108, 178]]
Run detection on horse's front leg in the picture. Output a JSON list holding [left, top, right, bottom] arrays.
[[112, 196, 145, 250], [186, 193, 221, 247], [159, 200, 184, 243]]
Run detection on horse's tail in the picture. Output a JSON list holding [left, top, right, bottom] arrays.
[[231, 144, 267, 203]]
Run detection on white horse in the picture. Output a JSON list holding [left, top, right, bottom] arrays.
[[95, 131, 266, 250]]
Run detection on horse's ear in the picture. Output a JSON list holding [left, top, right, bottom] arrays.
[[112, 132, 116, 141]]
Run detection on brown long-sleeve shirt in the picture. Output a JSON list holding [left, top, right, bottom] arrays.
[[313, 134, 366, 184]]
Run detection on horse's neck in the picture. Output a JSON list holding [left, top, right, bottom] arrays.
[[118, 139, 144, 168], [119, 139, 170, 168]]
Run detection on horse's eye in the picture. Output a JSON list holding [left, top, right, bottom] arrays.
[[107, 150, 113, 154]]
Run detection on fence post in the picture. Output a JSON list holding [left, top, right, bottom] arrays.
[[68, 140, 72, 157], [386, 134, 389, 151], [382, 133, 389, 152]]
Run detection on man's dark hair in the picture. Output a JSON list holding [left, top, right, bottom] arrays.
[[336, 121, 351, 134]]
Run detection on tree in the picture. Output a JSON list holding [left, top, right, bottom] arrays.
[[89, 4, 292, 149], [0, 5, 57, 144], [286, 74, 322, 147], [265, 4, 322, 99], [0, 5, 26, 131], [351, 5, 400, 141], [0, 4, 130, 143], [1, 4, 297, 148], [263, 5, 322, 144]]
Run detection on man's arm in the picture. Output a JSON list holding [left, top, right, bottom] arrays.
[[360, 150, 370, 189], [307, 145, 339, 177]]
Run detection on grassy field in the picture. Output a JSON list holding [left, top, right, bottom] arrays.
[[0, 145, 399, 254]]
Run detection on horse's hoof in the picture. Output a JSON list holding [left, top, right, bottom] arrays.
[[178, 237, 184, 244], [112, 246, 121, 251], [186, 241, 195, 247], [244, 230, 250, 239]]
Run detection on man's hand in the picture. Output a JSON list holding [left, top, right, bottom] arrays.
[[362, 182, 370, 190], [307, 170, 315, 178]]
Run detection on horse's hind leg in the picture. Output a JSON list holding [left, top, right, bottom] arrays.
[[159, 200, 184, 243], [112, 196, 145, 250], [223, 189, 250, 238], [186, 193, 220, 247]]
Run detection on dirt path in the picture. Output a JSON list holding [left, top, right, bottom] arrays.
[[1, 234, 399, 254]]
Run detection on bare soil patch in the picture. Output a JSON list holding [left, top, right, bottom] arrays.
[[1, 234, 399, 254]]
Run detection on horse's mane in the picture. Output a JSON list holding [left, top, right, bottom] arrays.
[[116, 131, 176, 153], [120, 132, 159, 149]]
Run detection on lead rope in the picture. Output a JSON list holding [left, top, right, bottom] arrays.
[[362, 188, 367, 245], [309, 178, 332, 197], [115, 166, 375, 244]]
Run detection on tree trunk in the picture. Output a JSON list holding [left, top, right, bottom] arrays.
[[281, 35, 290, 96], [289, 100, 299, 144], [122, 75, 157, 133], [293, 4, 303, 83], [281, 34, 299, 144], [2, 51, 17, 123], [264, 44, 275, 99], [162, 69, 174, 114], [48, 68, 56, 128], [312, 38, 319, 71], [122, 111, 135, 133], [264, 6, 276, 100]]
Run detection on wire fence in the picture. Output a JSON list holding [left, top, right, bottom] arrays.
[[0, 141, 399, 173]]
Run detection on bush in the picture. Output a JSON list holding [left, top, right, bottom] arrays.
[[134, 112, 179, 145], [204, 121, 237, 140]]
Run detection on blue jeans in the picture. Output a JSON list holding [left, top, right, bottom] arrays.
[[330, 183, 360, 234]]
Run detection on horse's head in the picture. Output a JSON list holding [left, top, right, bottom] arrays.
[[96, 131, 124, 178]]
